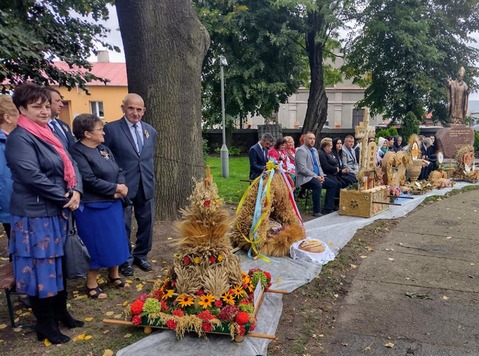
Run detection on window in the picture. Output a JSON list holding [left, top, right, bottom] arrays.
[[90, 101, 104, 118], [352, 109, 364, 128]]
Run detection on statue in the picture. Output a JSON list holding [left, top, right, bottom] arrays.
[[445, 66, 470, 125]]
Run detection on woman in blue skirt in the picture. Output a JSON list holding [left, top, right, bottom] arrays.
[[69, 114, 130, 299], [6, 83, 83, 344]]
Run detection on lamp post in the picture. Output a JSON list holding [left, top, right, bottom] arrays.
[[219, 55, 229, 178]]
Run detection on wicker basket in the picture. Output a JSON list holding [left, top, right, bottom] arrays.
[[339, 186, 389, 218]]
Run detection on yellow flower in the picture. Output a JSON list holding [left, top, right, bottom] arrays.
[[176, 294, 194, 308], [232, 285, 244, 299], [193, 257, 201, 264], [217, 254, 224, 262], [162, 289, 174, 299], [266, 161, 278, 171], [221, 292, 235, 306], [198, 294, 215, 309], [215, 199, 220, 205]]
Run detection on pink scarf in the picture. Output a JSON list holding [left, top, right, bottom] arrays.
[[17, 114, 77, 189]]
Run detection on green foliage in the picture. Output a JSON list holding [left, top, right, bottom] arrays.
[[194, 0, 306, 127], [214, 146, 242, 156], [345, 0, 479, 123], [0, 0, 118, 92], [375, 127, 397, 140], [202, 138, 209, 163], [400, 111, 421, 143]]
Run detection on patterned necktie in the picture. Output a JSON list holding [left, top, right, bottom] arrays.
[[50, 120, 68, 148], [132, 123, 143, 153]]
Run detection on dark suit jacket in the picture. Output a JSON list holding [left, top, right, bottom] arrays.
[[249, 142, 268, 180], [69, 142, 126, 203], [103, 118, 157, 200], [53, 118, 76, 148], [5, 126, 83, 217]]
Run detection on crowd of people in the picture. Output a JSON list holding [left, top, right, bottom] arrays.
[[0, 83, 157, 344], [249, 131, 439, 218]]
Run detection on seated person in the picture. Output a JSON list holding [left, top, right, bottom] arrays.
[[419, 137, 436, 180], [295, 132, 338, 217], [376, 137, 388, 165], [330, 137, 358, 187], [248, 133, 273, 180], [267, 137, 287, 165], [342, 135, 359, 176]]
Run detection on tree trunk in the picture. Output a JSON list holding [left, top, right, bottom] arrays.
[[302, 12, 328, 148], [116, 0, 210, 219]]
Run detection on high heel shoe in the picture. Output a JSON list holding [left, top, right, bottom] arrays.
[[55, 309, 84, 328]]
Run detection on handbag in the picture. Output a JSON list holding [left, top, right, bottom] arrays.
[[64, 212, 91, 279]]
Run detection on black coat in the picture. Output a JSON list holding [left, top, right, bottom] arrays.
[[69, 142, 126, 203], [5, 126, 83, 217]]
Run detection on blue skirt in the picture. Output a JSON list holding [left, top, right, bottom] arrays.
[[75, 200, 129, 269], [9, 215, 66, 298]]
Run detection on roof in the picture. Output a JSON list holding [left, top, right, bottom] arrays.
[[53, 61, 127, 86]]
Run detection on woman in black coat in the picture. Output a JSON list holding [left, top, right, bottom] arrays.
[[331, 137, 357, 187]]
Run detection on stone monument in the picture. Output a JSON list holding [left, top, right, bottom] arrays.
[[436, 66, 474, 158]]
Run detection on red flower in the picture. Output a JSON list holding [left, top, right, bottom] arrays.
[[203, 200, 211, 207], [166, 319, 177, 330], [237, 324, 246, 336], [172, 309, 184, 317], [214, 300, 223, 308], [196, 289, 205, 296], [197, 310, 215, 321], [249, 323, 256, 332], [235, 311, 250, 325], [209, 256, 217, 264], [138, 293, 149, 301], [160, 300, 169, 311], [131, 300, 144, 315], [201, 322, 213, 332], [264, 271, 272, 281], [183, 256, 191, 265], [132, 315, 142, 326], [239, 298, 251, 305], [152, 289, 163, 301]]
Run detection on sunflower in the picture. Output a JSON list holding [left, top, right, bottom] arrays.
[[162, 289, 175, 299], [232, 285, 244, 299], [176, 294, 194, 308], [198, 294, 215, 309], [221, 292, 235, 306]]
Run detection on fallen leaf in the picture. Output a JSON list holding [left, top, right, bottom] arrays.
[[367, 247, 374, 252], [124, 333, 132, 338], [103, 330, 110, 335], [0, 340, 5, 344], [12, 327, 22, 332], [151, 260, 157, 263], [442, 296, 449, 300], [360, 255, 367, 259], [103, 350, 114, 356], [384, 342, 395, 348], [333, 294, 339, 298], [167, 237, 172, 240], [341, 342, 348, 346], [72, 290, 79, 294], [84, 317, 94, 322], [405, 292, 432, 300], [114, 314, 122, 319], [446, 236, 452, 239], [44, 339, 52, 347], [364, 343, 373, 351], [0, 324, 7, 330], [122, 301, 129, 307], [105, 311, 114, 316], [470, 263, 475, 266], [350, 264, 357, 269], [84, 335, 93, 340], [75, 333, 86, 341], [388, 258, 394, 261]]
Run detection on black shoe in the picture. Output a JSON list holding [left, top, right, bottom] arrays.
[[321, 209, 333, 215], [133, 258, 153, 272], [312, 212, 323, 217], [119, 264, 134, 277], [37, 326, 70, 344]]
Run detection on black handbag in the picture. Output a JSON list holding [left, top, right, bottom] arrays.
[[64, 213, 91, 279]]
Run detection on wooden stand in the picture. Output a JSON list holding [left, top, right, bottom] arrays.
[[339, 186, 389, 218]]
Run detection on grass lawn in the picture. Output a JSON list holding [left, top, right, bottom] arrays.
[[206, 155, 250, 204]]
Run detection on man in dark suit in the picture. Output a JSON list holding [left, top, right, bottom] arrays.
[[248, 133, 273, 180], [104, 93, 157, 276], [45, 87, 75, 148]]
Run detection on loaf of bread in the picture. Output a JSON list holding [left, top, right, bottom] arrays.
[[298, 239, 325, 253]]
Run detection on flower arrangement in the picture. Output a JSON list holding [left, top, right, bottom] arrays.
[[127, 268, 272, 339]]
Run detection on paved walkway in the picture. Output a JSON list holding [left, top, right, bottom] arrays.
[[324, 188, 479, 355]]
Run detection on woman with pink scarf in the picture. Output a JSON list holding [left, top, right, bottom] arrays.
[[6, 83, 83, 344]]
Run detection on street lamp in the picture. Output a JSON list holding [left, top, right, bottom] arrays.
[[219, 55, 229, 178]]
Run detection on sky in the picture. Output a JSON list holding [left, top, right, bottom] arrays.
[[93, 5, 479, 100]]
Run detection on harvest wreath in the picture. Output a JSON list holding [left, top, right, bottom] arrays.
[[125, 267, 271, 339]]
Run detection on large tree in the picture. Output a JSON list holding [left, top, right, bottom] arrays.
[[116, 0, 210, 220], [344, 0, 479, 125], [0, 0, 117, 92], [193, 0, 305, 128]]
